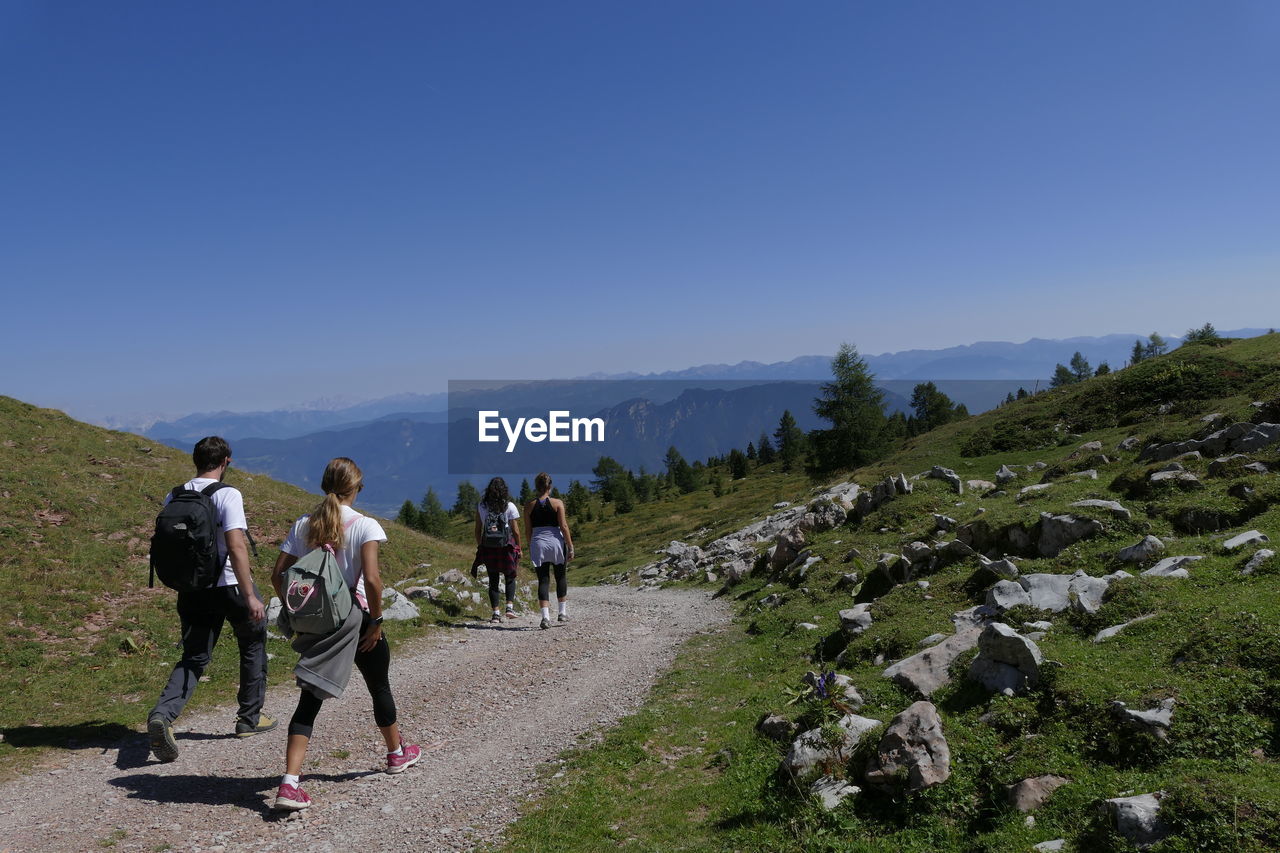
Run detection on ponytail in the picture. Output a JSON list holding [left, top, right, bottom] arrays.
[[305, 456, 364, 549]]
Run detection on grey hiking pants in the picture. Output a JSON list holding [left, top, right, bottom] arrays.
[[150, 583, 268, 726]]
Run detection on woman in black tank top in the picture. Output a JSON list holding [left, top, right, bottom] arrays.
[[523, 472, 575, 629]]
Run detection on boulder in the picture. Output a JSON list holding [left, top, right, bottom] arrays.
[[839, 604, 874, 637], [1007, 774, 1070, 812], [1019, 483, 1053, 498], [987, 580, 1032, 612], [1224, 530, 1270, 551], [1242, 549, 1275, 575], [967, 479, 997, 493], [1117, 535, 1165, 564], [782, 714, 883, 782], [1078, 440, 1103, 452], [381, 588, 421, 621], [1037, 513, 1104, 557], [437, 569, 471, 586], [1105, 792, 1169, 849], [969, 623, 1043, 694], [1034, 841, 1066, 852], [1068, 571, 1112, 615], [1113, 697, 1175, 739], [986, 558, 1020, 580], [810, 775, 860, 811], [933, 514, 957, 532], [1070, 499, 1132, 521], [770, 526, 807, 572], [883, 618, 989, 697], [1149, 469, 1202, 488], [756, 713, 797, 742], [996, 464, 1018, 484], [864, 701, 951, 791], [802, 671, 864, 708], [404, 585, 441, 601], [1142, 555, 1202, 578], [1018, 573, 1073, 612], [1118, 436, 1142, 451]]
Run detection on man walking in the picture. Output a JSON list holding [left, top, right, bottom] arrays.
[[148, 436, 276, 762]]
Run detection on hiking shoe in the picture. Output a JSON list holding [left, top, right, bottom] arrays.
[[387, 743, 422, 775], [505, 609, 517, 620], [148, 715, 178, 763], [236, 715, 279, 737], [557, 613, 569, 623], [539, 616, 551, 630], [272, 783, 311, 811], [489, 613, 502, 624]]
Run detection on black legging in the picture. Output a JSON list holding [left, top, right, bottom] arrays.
[[488, 569, 517, 608], [288, 614, 396, 738], [536, 562, 567, 601]]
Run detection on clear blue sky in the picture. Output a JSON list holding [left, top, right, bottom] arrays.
[[3, 1, 1278, 423]]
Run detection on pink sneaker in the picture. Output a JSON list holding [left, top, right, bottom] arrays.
[[272, 783, 311, 811], [386, 743, 422, 774]]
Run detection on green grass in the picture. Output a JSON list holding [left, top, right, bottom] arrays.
[[0, 395, 478, 780]]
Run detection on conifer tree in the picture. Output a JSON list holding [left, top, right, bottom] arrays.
[[1183, 322, 1220, 343], [745, 442, 757, 461], [1069, 351, 1092, 382], [728, 447, 749, 480], [1130, 339, 1146, 366], [774, 410, 805, 472], [757, 432, 776, 464], [1050, 363, 1076, 388], [397, 500, 420, 530], [808, 343, 887, 474], [909, 381, 961, 433], [1095, 361, 1111, 376], [564, 480, 591, 519], [418, 487, 448, 536], [1145, 332, 1168, 359], [451, 480, 480, 516], [518, 478, 533, 505]]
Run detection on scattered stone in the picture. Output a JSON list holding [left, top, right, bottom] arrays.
[[1142, 555, 1202, 578], [760, 593, 783, 608], [996, 464, 1018, 484], [403, 585, 441, 601], [1019, 483, 1053, 497], [1113, 698, 1175, 739], [919, 632, 949, 647], [1224, 530, 1270, 551], [772, 501, 791, 509], [1078, 440, 1103, 452], [882, 607, 993, 697], [810, 775, 860, 810], [757, 713, 798, 742], [1007, 774, 1070, 812], [1117, 535, 1165, 564], [1018, 573, 1072, 612], [967, 479, 997, 493], [1105, 792, 1169, 849], [380, 588, 420, 621], [1034, 841, 1066, 852], [933, 514, 957, 532], [839, 605, 873, 636], [864, 701, 950, 791], [770, 526, 808, 572], [1070, 499, 1132, 521], [1242, 549, 1275, 575], [437, 569, 471, 586], [1149, 469, 1202, 488], [969, 623, 1043, 694], [928, 466, 964, 494], [1094, 613, 1157, 643], [1069, 571, 1112, 615], [1118, 436, 1141, 451], [797, 622, 820, 631]]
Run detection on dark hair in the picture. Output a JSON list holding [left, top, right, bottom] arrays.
[[535, 472, 552, 495], [483, 477, 509, 514], [192, 436, 231, 473]]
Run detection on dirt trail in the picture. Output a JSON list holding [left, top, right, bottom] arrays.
[[0, 585, 727, 852]]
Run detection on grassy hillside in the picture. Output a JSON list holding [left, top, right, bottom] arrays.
[[502, 334, 1280, 852], [0, 396, 473, 779]]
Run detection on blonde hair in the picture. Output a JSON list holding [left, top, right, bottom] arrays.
[[306, 457, 363, 549]]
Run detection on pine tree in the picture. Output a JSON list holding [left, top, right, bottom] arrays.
[[591, 456, 629, 503], [728, 448, 749, 480], [909, 381, 960, 433], [1095, 361, 1111, 376], [1050, 363, 1076, 388], [418, 487, 448, 537], [518, 478, 533, 505], [1130, 339, 1147, 366], [396, 500, 420, 530], [757, 432, 776, 464], [808, 343, 887, 474], [1069, 351, 1092, 382], [451, 480, 480, 516], [745, 442, 757, 461], [1183, 322, 1221, 343], [564, 480, 591, 519], [774, 410, 805, 472]]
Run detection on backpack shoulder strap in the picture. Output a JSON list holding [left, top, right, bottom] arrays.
[[200, 482, 229, 497]]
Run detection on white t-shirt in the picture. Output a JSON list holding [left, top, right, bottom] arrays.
[[280, 505, 387, 602], [478, 501, 520, 536], [165, 477, 248, 588]]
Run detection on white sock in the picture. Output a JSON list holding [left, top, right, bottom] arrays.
[[282, 773, 300, 788], [558, 601, 568, 616], [389, 745, 403, 756], [541, 606, 551, 620]]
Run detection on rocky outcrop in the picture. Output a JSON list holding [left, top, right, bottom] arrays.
[[1142, 556, 1202, 578], [883, 607, 993, 696], [782, 714, 883, 782], [851, 473, 911, 521], [839, 604, 874, 637], [756, 713, 797, 742], [864, 701, 951, 791], [1224, 529, 1269, 551], [1070, 499, 1132, 521], [1139, 421, 1280, 462], [1037, 513, 1104, 557], [1243, 549, 1275, 575], [927, 466, 964, 494]]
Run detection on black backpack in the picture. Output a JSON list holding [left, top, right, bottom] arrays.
[[149, 482, 228, 592], [480, 504, 511, 548]]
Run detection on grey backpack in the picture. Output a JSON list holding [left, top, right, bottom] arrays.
[[283, 519, 357, 635]]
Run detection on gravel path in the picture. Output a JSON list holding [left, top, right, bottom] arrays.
[[0, 585, 728, 852]]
